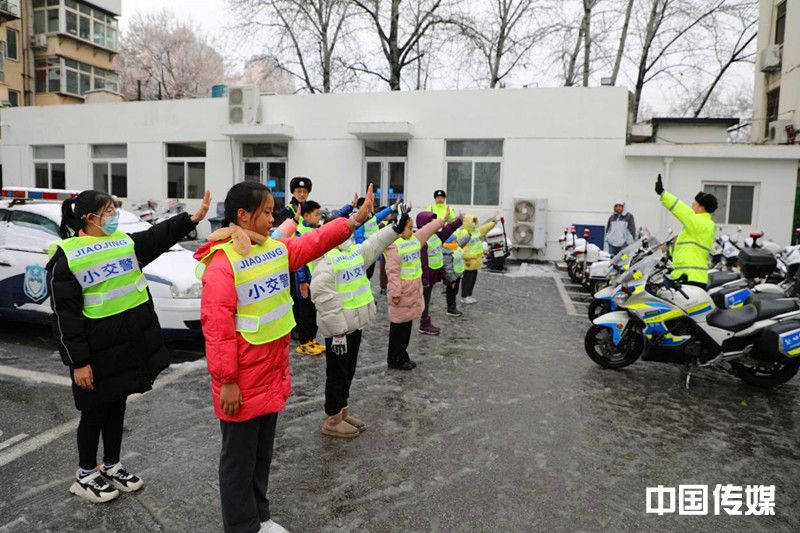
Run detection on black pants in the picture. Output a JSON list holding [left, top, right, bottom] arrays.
[[219, 413, 278, 533], [422, 284, 433, 318], [324, 330, 363, 416], [294, 297, 318, 344], [461, 270, 478, 297], [77, 397, 126, 470], [379, 260, 388, 290], [366, 263, 376, 280], [446, 279, 461, 309], [388, 321, 413, 366]]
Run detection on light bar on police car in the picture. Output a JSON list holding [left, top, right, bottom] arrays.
[[2, 187, 80, 200]]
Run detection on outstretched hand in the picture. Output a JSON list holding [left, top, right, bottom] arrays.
[[655, 174, 664, 196], [191, 191, 212, 223], [348, 184, 374, 231]]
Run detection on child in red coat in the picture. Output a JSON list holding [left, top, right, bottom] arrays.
[[196, 182, 374, 533]]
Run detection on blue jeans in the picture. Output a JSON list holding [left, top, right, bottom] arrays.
[[608, 245, 624, 256]]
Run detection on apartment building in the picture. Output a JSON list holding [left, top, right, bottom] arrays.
[[0, 0, 120, 107], [752, 0, 799, 143]]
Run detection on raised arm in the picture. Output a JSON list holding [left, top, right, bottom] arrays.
[[359, 225, 400, 267], [280, 217, 351, 272], [130, 212, 198, 268], [414, 219, 445, 245], [660, 192, 703, 234]]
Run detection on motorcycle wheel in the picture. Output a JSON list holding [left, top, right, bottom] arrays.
[[584, 324, 643, 369], [567, 262, 579, 283], [731, 359, 800, 388], [587, 299, 612, 321]]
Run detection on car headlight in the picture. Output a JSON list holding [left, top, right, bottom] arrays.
[[170, 283, 202, 299]]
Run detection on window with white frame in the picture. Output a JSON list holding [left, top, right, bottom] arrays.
[[92, 144, 127, 197], [34, 0, 118, 51], [166, 143, 206, 199], [702, 183, 756, 225], [33, 145, 66, 189], [445, 140, 503, 205], [36, 56, 119, 96]]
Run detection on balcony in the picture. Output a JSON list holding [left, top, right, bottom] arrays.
[[0, 0, 20, 22]]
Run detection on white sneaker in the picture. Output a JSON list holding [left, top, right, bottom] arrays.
[[69, 470, 120, 503], [100, 463, 144, 492], [464, 296, 478, 304], [260, 520, 289, 533]]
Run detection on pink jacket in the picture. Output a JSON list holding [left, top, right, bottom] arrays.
[[384, 219, 443, 323], [196, 218, 351, 422]]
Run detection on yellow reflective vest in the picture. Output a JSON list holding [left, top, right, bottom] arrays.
[[50, 231, 149, 319], [425, 203, 456, 222], [660, 191, 715, 286], [427, 235, 444, 270], [325, 245, 373, 310], [198, 239, 296, 345], [396, 238, 423, 281]]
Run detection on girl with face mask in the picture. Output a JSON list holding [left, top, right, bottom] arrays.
[[46, 189, 211, 504]]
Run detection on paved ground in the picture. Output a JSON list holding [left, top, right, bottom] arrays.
[[1, 265, 799, 532]]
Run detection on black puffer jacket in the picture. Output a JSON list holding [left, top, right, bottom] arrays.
[[46, 213, 197, 411]]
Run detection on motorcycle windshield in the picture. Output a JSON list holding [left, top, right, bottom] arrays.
[[617, 252, 664, 286], [611, 239, 643, 265]]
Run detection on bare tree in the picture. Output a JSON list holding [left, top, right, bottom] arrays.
[[610, 0, 634, 85], [692, 3, 757, 117], [228, 0, 356, 93], [629, 0, 728, 120], [118, 10, 227, 100], [350, 0, 455, 91], [454, 0, 558, 88]]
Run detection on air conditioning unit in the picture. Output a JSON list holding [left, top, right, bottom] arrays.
[[760, 45, 782, 73], [228, 85, 261, 125], [768, 119, 794, 144], [31, 34, 48, 50], [512, 198, 547, 249]]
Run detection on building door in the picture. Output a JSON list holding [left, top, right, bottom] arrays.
[[243, 160, 287, 210], [363, 141, 407, 207]]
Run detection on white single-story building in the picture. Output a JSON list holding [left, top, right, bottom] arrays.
[[1, 87, 798, 259]]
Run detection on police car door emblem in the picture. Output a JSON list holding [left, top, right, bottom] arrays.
[[24, 265, 48, 303]]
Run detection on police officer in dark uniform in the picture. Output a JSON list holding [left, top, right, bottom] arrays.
[[274, 176, 312, 227]]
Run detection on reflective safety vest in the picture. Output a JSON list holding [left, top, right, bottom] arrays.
[[465, 231, 483, 258], [396, 238, 422, 281], [452, 248, 465, 275], [50, 231, 149, 319], [425, 203, 455, 221], [427, 235, 444, 270], [660, 191, 715, 286], [325, 245, 373, 310], [296, 222, 318, 274], [198, 239, 295, 345], [363, 216, 379, 239]]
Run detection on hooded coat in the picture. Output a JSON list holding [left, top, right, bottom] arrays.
[[415, 211, 463, 287], [384, 219, 443, 323], [605, 201, 636, 248], [460, 215, 497, 271]]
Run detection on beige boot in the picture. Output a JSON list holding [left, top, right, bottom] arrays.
[[341, 406, 367, 433], [322, 413, 360, 439]]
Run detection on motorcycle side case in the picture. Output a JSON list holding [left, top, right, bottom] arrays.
[[711, 286, 753, 309], [739, 248, 777, 279], [756, 320, 800, 363]]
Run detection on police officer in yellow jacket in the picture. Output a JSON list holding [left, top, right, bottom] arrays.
[[655, 174, 718, 287], [425, 190, 456, 222]]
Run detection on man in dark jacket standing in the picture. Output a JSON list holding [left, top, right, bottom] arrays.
[[273, 176, 312, 227], [605, 200, 636, 256]]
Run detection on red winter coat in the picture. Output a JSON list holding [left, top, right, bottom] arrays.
[[196, 218, 351, 422]]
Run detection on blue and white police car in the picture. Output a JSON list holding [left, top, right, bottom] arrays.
[[0, 187, 201, 333]]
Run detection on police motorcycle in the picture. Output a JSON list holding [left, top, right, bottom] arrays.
[[584, 245, 800, 388], [569, 229, 610, 286], [559, 227, 582, 282], [587, 232, 665, 320], [710, 227, 743, 271]]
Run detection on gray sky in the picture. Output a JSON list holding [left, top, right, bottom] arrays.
[[119, 0, 229, 35]]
